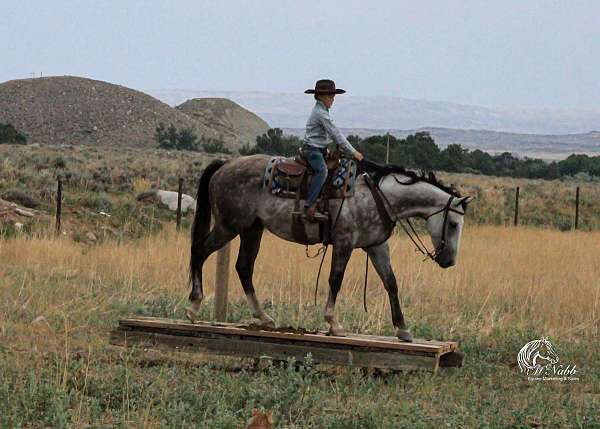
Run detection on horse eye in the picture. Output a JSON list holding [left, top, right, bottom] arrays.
[[449, 222, 458, 230]]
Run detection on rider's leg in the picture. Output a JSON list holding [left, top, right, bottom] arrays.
[[303, 147, 328, 220]]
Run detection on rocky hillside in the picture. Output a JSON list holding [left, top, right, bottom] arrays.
[[176, 98, 269, 150], [0, 76, 268, 151]]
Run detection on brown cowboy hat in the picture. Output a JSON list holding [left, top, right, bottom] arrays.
[[304, 79, 346, 95]]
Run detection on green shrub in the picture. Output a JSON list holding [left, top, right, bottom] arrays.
[[201, 139, 231, 154], [0, 123, 27, 145], [155, 123, 200, 151], [1, 188, 40, 208], [78, 192, 112, 211]]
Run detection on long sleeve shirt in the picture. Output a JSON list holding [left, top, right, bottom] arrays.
[[303, 100, 358, 157]]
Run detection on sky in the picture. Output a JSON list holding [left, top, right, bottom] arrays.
[[1, 0, 599, 109]]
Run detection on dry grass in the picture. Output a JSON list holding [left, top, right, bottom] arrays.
[[2, 225, 599, 344], [1, 225, 598, 427]]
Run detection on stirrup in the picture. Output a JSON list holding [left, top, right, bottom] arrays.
[[304, 210, 328, 223]]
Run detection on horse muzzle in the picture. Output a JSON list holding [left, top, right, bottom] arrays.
[[435, 256, 456, 269]]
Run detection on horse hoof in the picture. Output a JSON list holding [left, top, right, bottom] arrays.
[[261, 319, 276, 329], [328, 326, 347, 337], [254, 317, 276, 329], [185, 308, 199, 324], [396, 328, 413, 342]]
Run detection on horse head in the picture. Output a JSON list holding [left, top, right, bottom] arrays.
[[425, 195, 474, 268], [376, 167, 474, 269]]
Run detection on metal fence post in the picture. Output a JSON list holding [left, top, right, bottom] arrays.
[[55, 178, 62, 236], [513, 186, 519, 227], [176, 177, 183, 230], [575, 186, 580, 230]]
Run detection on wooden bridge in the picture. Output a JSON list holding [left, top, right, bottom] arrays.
[[110, 316, 463, 372]]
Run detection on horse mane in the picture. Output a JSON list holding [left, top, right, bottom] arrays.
[[358, 159, 462, 198]]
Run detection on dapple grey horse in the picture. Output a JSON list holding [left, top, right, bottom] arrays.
[[187, 154, 473, 342]]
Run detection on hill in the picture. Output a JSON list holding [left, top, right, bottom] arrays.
[[0, 76, 208, 147], [0, 76, 269, 151], [176, 98, 269, 150]]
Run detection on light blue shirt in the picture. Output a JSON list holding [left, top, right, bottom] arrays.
[[303, 100, 358, 157]]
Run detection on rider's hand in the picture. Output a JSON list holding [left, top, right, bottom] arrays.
[[354, 151, 364, 162]]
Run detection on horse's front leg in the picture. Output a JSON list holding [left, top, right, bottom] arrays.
[[366, 242, 413, 342], [324, 243, 353, 336]]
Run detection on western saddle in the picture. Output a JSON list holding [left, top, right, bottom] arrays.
[[264, 147, 354, 245], [268, 147, 343, 198]]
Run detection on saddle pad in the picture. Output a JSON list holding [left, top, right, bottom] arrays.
[[263, 156, 357, 196]]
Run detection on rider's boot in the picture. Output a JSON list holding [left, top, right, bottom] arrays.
[[303, 204, 328, 223]]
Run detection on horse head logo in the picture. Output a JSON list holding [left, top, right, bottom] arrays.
[[518, 337, 560, 375]]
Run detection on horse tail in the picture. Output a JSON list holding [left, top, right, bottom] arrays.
[[189, 159, 227, 285]]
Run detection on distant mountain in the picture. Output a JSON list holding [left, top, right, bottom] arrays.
[[149, 89, 600, 135], [149, 89, 600, 159], [284, 127, 600, 160]]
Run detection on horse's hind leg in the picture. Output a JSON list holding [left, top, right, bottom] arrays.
[[187, 223, 237, 323], [324, 243, 353, 336], [236, 219, 275, 328]]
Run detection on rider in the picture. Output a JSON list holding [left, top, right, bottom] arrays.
[[302, 79, 364, 221]]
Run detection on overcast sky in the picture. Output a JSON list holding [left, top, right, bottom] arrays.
[[1, 1, 599, 109]]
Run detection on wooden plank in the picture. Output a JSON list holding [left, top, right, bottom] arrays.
[[357, 332, 458, 350], [118, 317, 455, 353], [110, 329, 438, 371], [439, 350, 465, 368]]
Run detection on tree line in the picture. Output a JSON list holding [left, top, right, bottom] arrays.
[[241, 128, 600, 180]]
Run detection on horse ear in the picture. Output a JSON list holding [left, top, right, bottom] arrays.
[[460, 196, 474, 206], [428, 171, 436, 182], [252, 408, 258, 416]]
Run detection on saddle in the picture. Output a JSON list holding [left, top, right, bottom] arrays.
[[276, 148, 341, 176], [265, 148, 353, 200], [262, 148, 357, 245]]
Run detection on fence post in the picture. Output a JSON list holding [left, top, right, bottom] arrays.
[[513, 186, 519, 227], [55, 178, 62, 236], [214, 244, 231, 322], [385, 132, 390, 164], [176, 177, 183, 230], [575, 186, 580, 230]]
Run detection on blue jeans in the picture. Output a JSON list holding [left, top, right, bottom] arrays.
[[303, 145, 328, 208]]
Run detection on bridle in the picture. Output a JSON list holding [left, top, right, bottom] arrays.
[[371, 174, 466, 262]]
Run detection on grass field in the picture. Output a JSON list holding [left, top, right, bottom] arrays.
[[1, 225, 599, 428]]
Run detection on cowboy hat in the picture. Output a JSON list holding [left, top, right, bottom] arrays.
[[304, 79, 346, 95]]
